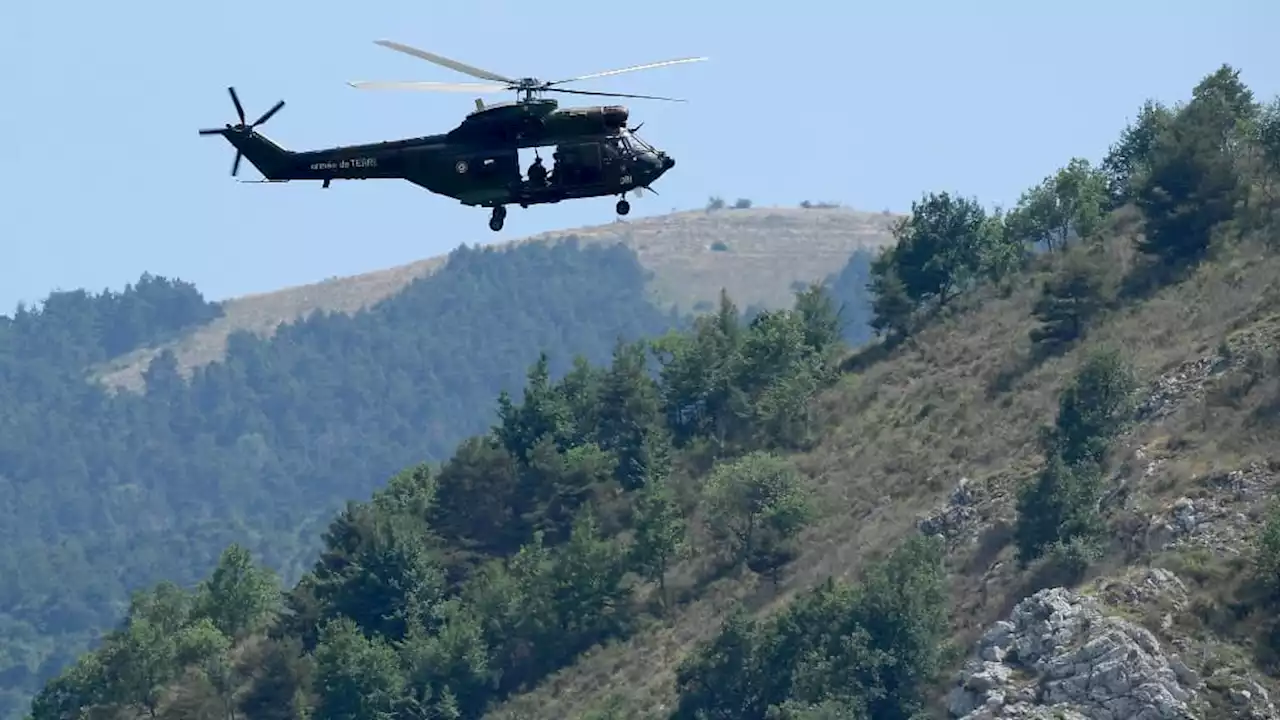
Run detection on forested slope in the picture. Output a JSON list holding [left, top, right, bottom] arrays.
[[24, 62, 1280, 720], [0, 230, 878, 718]]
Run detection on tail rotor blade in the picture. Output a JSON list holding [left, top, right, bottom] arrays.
[[203, 87, 281, 180], [253, 100, 285, 127], [228, 87, 246, 125]]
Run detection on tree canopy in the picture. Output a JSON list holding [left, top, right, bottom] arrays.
[[26, 274, 850, 720], [0, 236, 878, 718]]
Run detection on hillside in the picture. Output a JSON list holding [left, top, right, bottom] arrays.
[[0, 207, 887, 720], [21, 63, 1280, 720], [94, 205, 896, 393]]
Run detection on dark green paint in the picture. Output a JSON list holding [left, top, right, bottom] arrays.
[[200, 90, 676, 232]]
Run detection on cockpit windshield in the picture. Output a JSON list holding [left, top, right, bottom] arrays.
[[609, 131, 652, 156]]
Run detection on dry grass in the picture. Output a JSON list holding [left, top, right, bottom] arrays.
[[484, 222, 1280, 720], [94, 206, 897, 392]]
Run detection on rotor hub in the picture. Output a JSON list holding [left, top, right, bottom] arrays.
[[198, 86, 285, 177]]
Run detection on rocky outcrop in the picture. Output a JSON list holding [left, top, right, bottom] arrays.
[[946, 587, 1198, 719], [1135, 354, 1231, 422], [1141, 462, 1278, 555], [919, 476, 982, 545]]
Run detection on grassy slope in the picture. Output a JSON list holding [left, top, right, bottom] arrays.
[[94, 206, 897, 392], [485, 208, 1280, 719]]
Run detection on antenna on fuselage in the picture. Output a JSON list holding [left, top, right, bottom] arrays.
[[474, 98, 485, 112]]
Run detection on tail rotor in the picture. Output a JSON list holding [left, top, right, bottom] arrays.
[[199, 87, 285, 176]]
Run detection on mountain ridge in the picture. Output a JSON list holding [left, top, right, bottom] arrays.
[[94, 205, 898, 392]]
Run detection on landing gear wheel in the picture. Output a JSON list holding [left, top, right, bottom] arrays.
[[616, 199, 631, 216], [489, 206, 507, 232]]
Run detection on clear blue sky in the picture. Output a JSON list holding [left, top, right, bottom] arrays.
[[3, 0, 1277, 311]]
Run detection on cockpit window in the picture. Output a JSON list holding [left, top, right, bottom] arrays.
[[608, 132, 645, 155]]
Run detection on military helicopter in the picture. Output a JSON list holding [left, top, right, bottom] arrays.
[[199, 40, 705, 231]]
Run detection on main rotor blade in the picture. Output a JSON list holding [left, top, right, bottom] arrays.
[[232, 150, 242, 177], [252, 100, 285, 127], [373, 40, 516, 84], [347, 80, 509, 93], [547, 57, 707, 86], [549, 87, 686, 102], [228, 86, 246, 124], [198, 127, 227, 135]]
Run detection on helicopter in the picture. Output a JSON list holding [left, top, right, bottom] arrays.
[[199, 40, 706, 231]]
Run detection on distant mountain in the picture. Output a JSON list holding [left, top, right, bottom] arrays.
[[93, 205, 897, 392]]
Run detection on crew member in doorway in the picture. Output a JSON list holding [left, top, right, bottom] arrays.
[[528, 156, 548, 186]]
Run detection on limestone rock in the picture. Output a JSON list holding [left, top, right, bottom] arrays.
[[919, 476, 982, 545], [946, 587, 1197, 719]]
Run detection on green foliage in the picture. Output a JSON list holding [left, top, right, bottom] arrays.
[[1006, 158, 1109, 252], [1188, 64, 1260, 148], [0, 239, 683, 713], [2, 272, 222, 368], [866, 191, 1023, 340], [1016, 347, 1137, 564], [866, 252, 915, 342], [1256, 98, 1280, 201], [1134, 67, 1252, 266], [1043, 346, 1138, 466], [630, 472, 687, 605], [1101, 99, 1175, 208], [312, 617, 407, 720], [235, 637, 313, 720], [194, 544, 282, 640], [702, 452, 813, 574], [671, 534, 948, 720], [1029, 244, 1120, 351], [27, 550, 277, 720], [596, 339, 668, 491], [31, 281, 842, 720], [1014, 455, 1107, 567], [655, 286, 843, 453], [884, 192, 989, 305], [859, 66, 1273, 357], [1253, 502, 1280, 598]]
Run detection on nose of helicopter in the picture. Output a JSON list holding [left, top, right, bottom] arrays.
[[648, 152, 674, 179]]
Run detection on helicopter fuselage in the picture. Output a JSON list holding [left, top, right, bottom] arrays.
[[213, 98, 675, 217], [202, 42, 702, 230]]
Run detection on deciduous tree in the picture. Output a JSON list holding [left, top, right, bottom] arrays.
[[702, 452, 812, 570]]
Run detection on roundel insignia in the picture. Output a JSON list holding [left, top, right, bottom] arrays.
[[455, 160, 469, 173]]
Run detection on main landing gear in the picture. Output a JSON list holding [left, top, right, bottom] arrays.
[[616, 198, 630, 216], [489, 205, 507, 232]]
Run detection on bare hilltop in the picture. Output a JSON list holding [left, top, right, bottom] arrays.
[[94, 205, 897, 392]]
